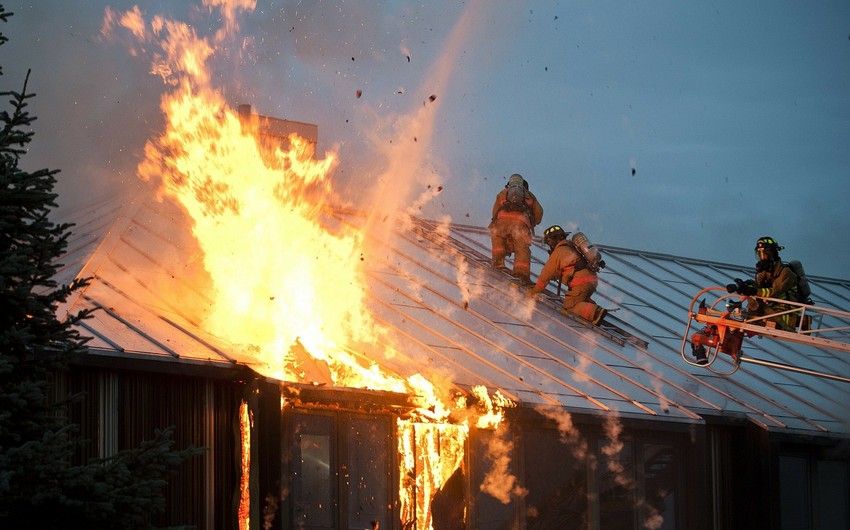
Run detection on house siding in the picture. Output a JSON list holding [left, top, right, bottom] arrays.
[[57, 359, 850, 529], [64, 361, 261, 529]]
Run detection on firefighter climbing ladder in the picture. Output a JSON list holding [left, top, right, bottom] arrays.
[[680, 286, 850, 383]]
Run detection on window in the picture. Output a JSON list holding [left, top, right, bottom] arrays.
[[780, 454, 850, 530], [780, 454, 811, 530], [346, 417, 391, 530], [597, 439, 636, 529], [473, 421, 688, 529], [287, 412, 393, 529], [815, 459, 848, 529], [523, 428, 589, 529], [292, 414, 335, 529], [593, 437, 681, 529], [641, 443, 677, 530], [475, 429, 517, 530]]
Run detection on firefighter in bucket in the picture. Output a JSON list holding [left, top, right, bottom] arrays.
[[727, 236, 800, 331], [691, 236, 804, 366]]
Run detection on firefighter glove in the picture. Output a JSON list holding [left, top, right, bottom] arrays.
[[726, 278, 756, 296]]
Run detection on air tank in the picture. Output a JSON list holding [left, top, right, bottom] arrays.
[[571, 232, 600, 266], [787, 260, 811, 302]]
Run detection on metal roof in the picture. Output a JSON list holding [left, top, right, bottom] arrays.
[[57, 195, 850, 437]]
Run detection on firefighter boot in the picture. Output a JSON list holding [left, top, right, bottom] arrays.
[[592, 307, 608, 326], [692, 345, 709, 366]]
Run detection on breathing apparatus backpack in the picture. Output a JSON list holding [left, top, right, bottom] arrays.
[[786, 260, 812, 304], [570, 232, 606, 273], [502, 182, 528, 213]]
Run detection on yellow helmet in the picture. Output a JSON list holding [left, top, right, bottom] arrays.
[[543, 225, 569, 249], [755, 236, 783, 260]]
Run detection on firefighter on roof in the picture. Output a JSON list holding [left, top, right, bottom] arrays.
[[489, 173, 544, 286], [527, 225, 608, 326], [728, 236, 799, 331]]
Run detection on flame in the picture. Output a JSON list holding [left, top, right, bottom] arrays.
[[141, 88, 368, 383], [239, 400, 251, 530], [128, 16, 408, 390], [470, 386, 515, 429], [105, 1, 518, 526], [398, 421, 468, 529]]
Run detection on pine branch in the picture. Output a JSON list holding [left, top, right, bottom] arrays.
[[0, 8, 203, 528]]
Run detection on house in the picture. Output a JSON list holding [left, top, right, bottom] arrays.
[[53, 112, 850, 529]]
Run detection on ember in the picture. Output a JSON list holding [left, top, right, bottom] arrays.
[[103, 0, 518, 527]]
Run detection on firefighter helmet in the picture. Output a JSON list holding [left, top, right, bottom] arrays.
[[543, 225, 569, 249], [755, 236, 783, 260], [755, 236, 785, 263]]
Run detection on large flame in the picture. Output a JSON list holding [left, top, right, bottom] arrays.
[[137, 81, 396, 387], [114, 2, 408, 390], [105, 1, 521, 527]]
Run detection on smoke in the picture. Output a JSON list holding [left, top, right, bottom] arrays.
[[639, 499, 665, 530], [636, 351, 671, 414], [262, 492, 279, 530], [359, 99, 447, 246], [514, 293, 538, 321], [601, 413, 631, 488], [570, 351, 594, 384], [431, 218, 486, 310], [359, 0, 485, 245], [534, 407, 667, 529], [479, 423, 527, 504], [534, 405, 589, 462]]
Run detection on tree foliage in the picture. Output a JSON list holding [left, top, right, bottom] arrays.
[[0, 7, 202, 529]]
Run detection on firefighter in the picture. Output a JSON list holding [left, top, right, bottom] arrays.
[[728, 236, 798, 331], [489, 173, 544, 286], [527, 225, 607, 326]]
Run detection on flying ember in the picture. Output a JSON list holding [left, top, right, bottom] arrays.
[[104, 1, 518, 527]]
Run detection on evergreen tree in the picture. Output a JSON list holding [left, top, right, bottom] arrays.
[[0, 7, 202, 529]]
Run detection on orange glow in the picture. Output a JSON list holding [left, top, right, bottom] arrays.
[[137, 83, 393, 386], [470, 385, 515, 429], [118, 0, 454, 409], [238, 400, 251, 530], [398, 421, 468, 530], [106, 1, 519, 527]]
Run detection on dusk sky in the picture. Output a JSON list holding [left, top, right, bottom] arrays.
[[5, 0, 850, 279]]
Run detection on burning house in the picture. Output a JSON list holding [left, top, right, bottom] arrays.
[[47, 4, 850, 530], [54, 106, 850, 529]]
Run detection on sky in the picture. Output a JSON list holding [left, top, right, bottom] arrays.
[[4, 0, 850, 279]]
